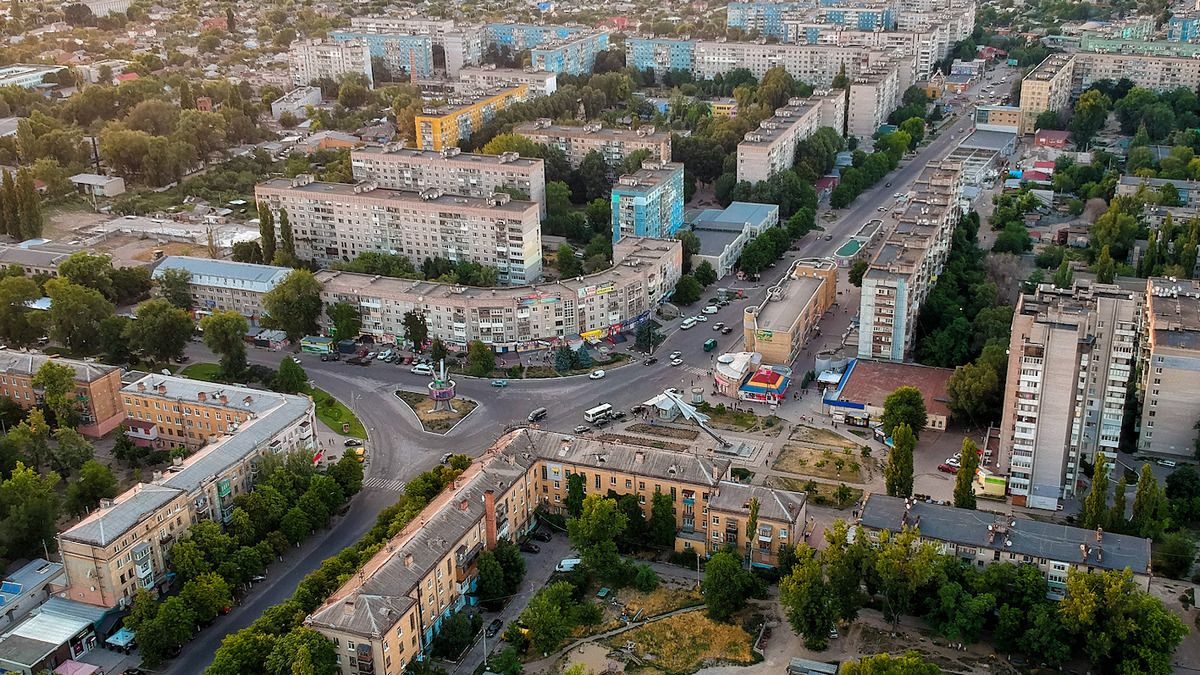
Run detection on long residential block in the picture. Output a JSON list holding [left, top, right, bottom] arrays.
[[255, 175, 543, 284], [288, 39, 373, 88], [151, 256, 292, 325], [415, 85, 529, 151], [457, 67, 558, 96], [736, 92, 845, 183], [530, 31, 609, 75], [513, 120, 671, 169], [315, 237, 681, 349]]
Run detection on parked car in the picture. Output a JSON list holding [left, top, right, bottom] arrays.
[[665, 387, 680, 396], [670, 358, 683, 367], [693, 314, 708, 322], [644, 357, 658, 365], [441, 453, 453, 464], [290, 356, 302, 364], [556, 558, 582, 572], [702, 305, 719, 314], [592, 417, 609, 428], [321, 352, 341, 362], [938, 463, 958, 474], [532, 530, 552, 542], [589, 370, 606, 380], [610, 411, 626, 420], [945, 456, 960, 468], [486, 619, 504, 638], [365, 351, 377, 360], [721, 326, 733, 335], [490, 379, 509, 387], [669, 351, 682, 360], [713, 322, 724, 331], [520, 542, 541, 553], [573, 425, 592, 434], [344, 439, 364, 447], [1157, 459, 1178, 468], [411, 363, 434, 376]]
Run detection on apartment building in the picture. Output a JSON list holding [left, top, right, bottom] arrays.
[[736, 92, 846, 183], [305, 429, 806, 675], [781, 26, 941, 80], [1168, 13, 1200, 41], [315, 237, 682, 349], [57, 376, 315, 608], [530, 31, 609, 76], [1079, 32, 1200, 57], [288, 39, 373, 88], [0, 64, 67, 89], [1137, 277, 1200, 458], [742, 258, 838, 364], [726, 1, 810, 37], [857, 162, 963, 361], [1072, 51, 1200, 96], [859, 494, 1152, 598], [848, 58, 902, 141], [346, 15, 483, 76], [350, 145, 547, 218], [330, 32, 435, 79], [414, 85, 529, 151], [513, 120, 671, 169], [999, 283, 1140, 510], [611, 162, 686, 241], [151, 256, 292, 326], [457, 67, 557, 96], [0, 353, 124, 438], [693, 42, 870, 84], [1017, 53, 1076, 135], [485, 23, 586, 50], [0, 241, 79, 278], [255, 175, 542, 283], [627, 38, 697, 78]]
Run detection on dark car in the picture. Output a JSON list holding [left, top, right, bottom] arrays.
[[346, 356, 369, 366], [644, 357, 658, 365], [937, 463, 958, 474], [610, 411, 626, 420], [486, 619, 504, 638], [592, 418, 609, 428], [344, 439, 364, 447], [721, 326, 733, 335], [520, 542, 540, 553], [532, 530, 552, 542]]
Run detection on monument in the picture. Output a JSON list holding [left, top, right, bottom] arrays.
[[427, 359, 457, 412]]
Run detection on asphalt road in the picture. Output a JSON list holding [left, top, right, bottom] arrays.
[[165, 67, 1011, 674]]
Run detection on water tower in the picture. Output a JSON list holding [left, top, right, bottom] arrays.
[[427, 359, 457, 412]]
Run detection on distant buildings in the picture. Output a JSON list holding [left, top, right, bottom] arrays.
[[270, 86, 321, 120], [857, 162, 962, 361], [742, 257, 838, 364], [0, 64, 66, 89], [484, 23, 586, 50], [514, 120, 671, 169], [1137, 277, 1200, 458], [627, 38, 696, 79], [611, 162, 685, 241], [341, 15, 484, 77], [457, 66, 557, 96], [999, 282, 1140, 510], [288, 39, 373, 88], [736, 92, 845, 183], [414, 84, 528, 151], [688, 202, 780, 280], [79, 0, 131, 16], [530, 31, 609, 75], [69, 174, 125, 198], [151, 256, 292, 326], [1117, 175, 1200, 207]]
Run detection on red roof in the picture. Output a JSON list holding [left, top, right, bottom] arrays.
[[1034, 129, 1070, 142], [1033, 161, 1055, 170], [838, 360, 954, 420], [1023, 170, 1051, 182], [814, 176, 838, 190], [116, 72, 139, 82]]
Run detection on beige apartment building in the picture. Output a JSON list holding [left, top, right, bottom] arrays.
[[349, 145, 547, 218], [1072, 51, 1200, 97], [999, 283, 1140, 510], [58, 376, 316, 608], [1017, 53, 1077, 135], [858, 162, 962, 361], [457, 67, 557, 96], [691, 43, 912, 89], [0, 353, 125, 438], [305, 429, 806, 675], [315, 237, 682, 349], [288, 39, 373, 87], [736, 92, 846, 183], [1137, 277, 1200, 458], [513, 120, 671, 169], [742, 258, 838, 365], [151, 256, 291, 326], [254, 175, 543, 283], [848, 57, 902, 141]]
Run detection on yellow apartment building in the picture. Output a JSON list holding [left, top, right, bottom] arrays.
[[415, 84, 529, 151]]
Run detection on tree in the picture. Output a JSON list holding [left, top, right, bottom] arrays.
[[138, 596, 196, 667], [258, 202, 276, 264], [32, 360, 79, 430], [565, 473, 585, 517], [0, 276, 45, 348], [231, 241, 263, 264], [477, 550, 507, 610], [0, 463, 60, 564], [521, 582, 573, 653], [873, 527, 937, 630], [780, 547, 836, 650], [45, 279, 114, 354], [704, 550, 753, 622], [327, 451, 364, 497], [326, 302, 360, 340], [1080, 456, 1110, 530], [673, 275, 702, 305], [466, 340, 496, 377], [884, 424, 915, 498], [840, 652, 939, 675], [848, 260, 868, 287], [1095, 244, 1116, 283], [65, 458, 116, 516], [556, 243, 582, 277], [402, 310, 429, 351], [277, 208, 295, 260], [274, 357, 307, 395], [1131, 463, 1167, 540], [693, 260, 718, 287], [429, 338, 448, 363], [262, 270, 322, 342], [634, 564, 659, 592], [953, 438, 979, 509], [1053, 257, 1073, 289], [8, 409, 50, 472], [568, 494, 627, 582], [50, 427, 93, 476], [494, 538, 526, 593], [648, 490, 676, 547], [158, 268, 193, 309], [881, 386, 927, 438], [678, 231, 701, 273], [128, 299, 193, 363], [634, 320, 662, 352], [280, 506, 312, 544], [265, 628, 337, 675], [59, 252, 115, 301], [201, 310, 249, 378], [180, 572, 232, 624]]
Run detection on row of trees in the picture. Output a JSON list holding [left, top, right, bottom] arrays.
[[830, 129, 914, 209], [332, 250, 503, 287], [0, 168, 43, 240]]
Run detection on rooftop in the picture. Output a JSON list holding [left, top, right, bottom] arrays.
[[151, 256, 291, 287], [739, 96, 825, 147], [0, 634, 55, 666], [0, 352, 117, 383], [754, 274, 825, 331], [1146, 277, 1200, 349], [860, 494, 1152, 574], [959, 129, 1016, 152], [58, 483, 182, 547], [6, 609, 90, 647], [352, 145, 542, 168], [613, 162, 683, 192], [691, 202, 778, 232], [257, 177, 537, 214], [417, 85, 526, 116], [709, 481, 805, 524], [1025, 53, 1073, 81], [834, 358, 954, 420], [515, 120, 670, 141]]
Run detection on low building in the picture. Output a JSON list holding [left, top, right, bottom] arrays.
[[1117, 175, 1200, 207], [858, 494, 1152, 597], [0, 64, 66, 89], [823, 358, 954, 431], [742, 258, 838, 365], [688, 202, 779, 280], [151, 256, 292, 326], [69, 174, 125, 198], [457, 67, 558, 96], [713, 352, 763, 398], [270, 86, 321, 120], [611, 162, 685, 241], [295, 131, 361, 153], [76, 59, 130, 84], [315, 237, 682, 350], [0, 560, 64, 633], [415, 85, 529, 151], [0, 352, 125, 438], [0, 241, 80, 277], [514, 120, 671, 169], [1033, 129, 1070, 149]]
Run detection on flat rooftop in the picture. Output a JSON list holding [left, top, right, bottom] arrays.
[[614, 162, 683, 192], [835, 358, 953, 420], [755, 275, 825, 330], [1146, 277, 1200, 350], [257, 178, 537, 213], [514, 121, 670, 141], [352, 145, 542, 168]]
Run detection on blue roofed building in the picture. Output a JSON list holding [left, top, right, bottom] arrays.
[[627, 38, 696, 78], [611, 162, 685, 241], [151, 256, 291, 326], [687, 202, 780, 279], [485, 23, 586, 50]]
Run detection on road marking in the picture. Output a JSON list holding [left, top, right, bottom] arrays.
[[363, 477, 407, 492]]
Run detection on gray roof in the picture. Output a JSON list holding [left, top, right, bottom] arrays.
[[38, 597, 108, 626], [59, 483, 182, 547], [959, 129, 1016, 151], [860, 494, 1151, 574], [1, 559, 62, 606], [152, 256, 291, 290], [694, 228, 742, 257], [0, 352, 117, 383], [0, 245, 75, 270], [69, 173, 120, 186], [520, 429, 728, 485], [0, 634, 55, 666], [122, 375, 284, 416], [709, 481, 805, 525]]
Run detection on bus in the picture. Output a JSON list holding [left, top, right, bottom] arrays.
[[583, 403, 613, 423]]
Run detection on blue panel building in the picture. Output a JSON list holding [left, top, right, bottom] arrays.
[[611, 162, 685, 241], [485, 23, 586, 50], [726, 1, 809, 38], [331, 31, 435, 78], [1168, 15, 1200, 42], [627, 38, 696, 77], [530, 32, 609, 75]]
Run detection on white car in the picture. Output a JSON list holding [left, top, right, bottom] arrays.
[[946, 456, 961, 467], [588, 370, 606, 380], [556, 558, 582, 572], [702, 305, 719, 314], [694, 314, 708, 322], [669, 350, 682, 360], [893, 192, 903, 198], [411, 363, 433, 376], [670, 357, 683, 366]]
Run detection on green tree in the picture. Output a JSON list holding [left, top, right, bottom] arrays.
[[58, 252, 115, 300], [1131, 463, 1167, 540], [49, 427, 93, 477], [693, 260, 718, 287], [45, 278, 114, 353], [0, 276, 45, 348], [494, 538, 526, 593], [8, 409, 50, 471], [274, 357, 307, 394], [466, 340, 496, 377], [327, 451, 364, 497], [873, 526, 937, 630], [262, 270, 323, 342], [476, 550, 507, 610], [402, 310, 429, 351], [280, 506, 312, 544], [1080, 456, 1110, 530], [672, 275, 702, 305], [326, 302, 360, 340], [180, 572, 233, 624], [201, 310, 249, 378], [0, 463, 60, 574], [1095, 244, 1116, 283], [848, 260, 868, 287], [231, 241, 263, 264], [780, 546, 836, 650], [1053, 258, 1074, 289], [138, 596, 196, 667], [648, 490, 676, 547], [884, 423, 915, 498], [634, 320, 662, 352], [158, 267, 193, 309], [703, 550, 754, 622], [99, 316, 134, 364], [521, 581, 573, 653], [556, 243, 582, 277], [840, 651, 939, 674], [678, 231, 701, 273], [568, 494, 627, 583], [65, 458, 116, 516], [32, 360, 79, 430], [277, 208, 295, 261], [881, 386, 927, 437], [953, 438, 979, 509], [264, 628, 337, 675], [634, 564, 659, 592], [128, 298, 193, 363], [565, 473, 585, 517], [258, 202, 276, 264]]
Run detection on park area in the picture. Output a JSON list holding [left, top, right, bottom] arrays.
[[606, 611, 757, 673], [771, 425, 870, 483], [395, 390, 477, 433]]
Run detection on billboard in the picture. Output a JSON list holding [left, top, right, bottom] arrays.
[[577, 283, 616, 299]]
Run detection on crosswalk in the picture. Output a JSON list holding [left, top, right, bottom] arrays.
[[363, 476, 407, 492]]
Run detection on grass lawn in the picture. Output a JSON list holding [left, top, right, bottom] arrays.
[[768, 476, 863, 509], [772, 444, 864, 483], [622, 586, 703, 618], [305, 386, 367, 439], [613, 610, 755, 673], [395, 390, 477, 433], [179, 362, 223, 382]]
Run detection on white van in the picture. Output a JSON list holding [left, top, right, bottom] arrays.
[[411, 363, 433, 376], [680, 317, 697, 330], [555, 558, 582, 572]]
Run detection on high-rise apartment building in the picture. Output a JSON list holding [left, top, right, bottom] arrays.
[[611, 162, 685, 241], [857, 162, 962, 361], [1071, 51, 1200, 95], [254, 175, 543, 283], [999, 283, 1140, 510], [1137, 277, 1200, 458], [414, 85, 529, 151], [484, 23, 586, 50], [848, 57, 902, 140], [530, 31, 609, 75], [350, 145, 547, 218], [736, 92, 846, 183], [514, 120, 671, 169], [627, 38, 697, 78], [344, 16, 483, 76], [288, 39, 373, 88], [330, 32, 435, 79]]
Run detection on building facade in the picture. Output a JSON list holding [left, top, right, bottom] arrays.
[[415, 85, 529, 151], [689, 202, 780, 280], [330, 31, 436, 79], [1017, 53, 1073, 135], [736, 92, 845, 183], [457, 67, 558, 96], [858, 162, 962, 361], [270, 86, 322, 121], [255, 175, 543, 283], [315, 237, 682, 349], [0, 353, 125, 438], [999, 283, 1140, 510], [484, 23, 585, 50], [847, 58, 902, 140], [151, 256, 292, 326], [530, 31, 609, 76], [1137, 277, 1200, 458], [742, 258, 838, 365], [350, 145, 547, 218], [288, 39, 373, 88], [514, 120, 671, 169], [611, 162, 686, 241], [627, 38, 697, 78]]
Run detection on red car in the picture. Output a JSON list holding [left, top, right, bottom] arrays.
[[938, 463, 958, 474]]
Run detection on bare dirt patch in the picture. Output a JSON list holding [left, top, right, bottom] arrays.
[[610, 610, 756, 673], [626, 424, 700, 441], [789, 424, 860, 449], [772, 444, 864, 483], [395, 390, 478, 433], [595, 434, 690, 452], [767, 475, 862, 509]]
